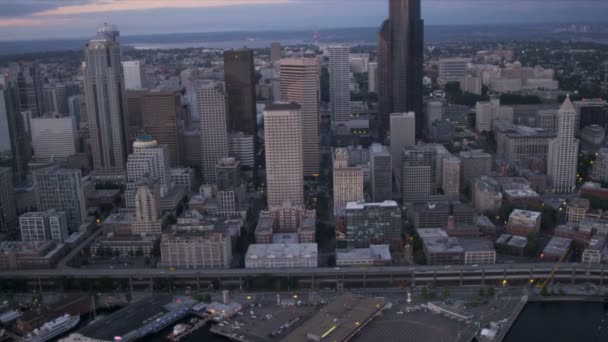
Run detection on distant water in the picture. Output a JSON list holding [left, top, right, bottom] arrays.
[[127, 39, 305, 50], [504, 301, 608, 342]]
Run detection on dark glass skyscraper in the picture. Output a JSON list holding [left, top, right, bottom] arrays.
[[378, 0, 424, 137], [7, 61, 45, 117], [223, 48, 257, 136]]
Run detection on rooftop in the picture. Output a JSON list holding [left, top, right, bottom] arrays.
[[345, 200, 398, 210], [246, 243, 318, 260], [459, 238, 495, 253], [543, 236, 573, 257], [265, 102, 301, 111], [336, 245, 392, 263]]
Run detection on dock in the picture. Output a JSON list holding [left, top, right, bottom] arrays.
[[496, 295, 528, 341]]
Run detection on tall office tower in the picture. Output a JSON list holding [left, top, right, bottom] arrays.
[[368, 62, 379, 93], [122, 60, 146, 90], [377, 19, 391, 138], [19, 210, 68, 243], [426, 100, 444, 133], [30, 115, 78, 159], [475, 98, 513, 132], [68, 95, 83, 126], [370, 143, 393, 202], [83, 24, 129, 176], [198, 81, 229, 184], [279, 58, 320, 176], [0, 167, 17, 233], [0, 88, 29, 182], [126, 134, 171, 208], [574, 99, 608, 131], [224, 49, 257, 136], [264, 103, 304, 207], [7, 61, 44, 117], [33, 167, 86, 233], [132, 178, 162, 235], [333, 148, 364, 217], [438, 58, 470, 85], [402, 145, 437, 203], [126, 90, 145, 130], [390, 112, 416, 174], [216, 157, 241, 191], [229, 131, 255, 168], [328, 45, 351, 123], [388, 0, 424, 134], [459, 150, 492, 189], [43, 84, 70, 115], [442, 156, 461, 201], [548, 96, 579, 193], [270, 42, 282, 64], [142, 91, 182, 166]]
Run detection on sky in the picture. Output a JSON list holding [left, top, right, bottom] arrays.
[[0, 0, 606, 41]]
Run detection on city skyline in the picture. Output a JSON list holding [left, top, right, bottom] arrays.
[[0, 0, 607, 41]]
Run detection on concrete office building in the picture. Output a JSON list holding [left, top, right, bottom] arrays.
[[33, 167, 86, 233], [131, 179, 162, 235], [368, 62, 378, 93], [279, 58, 320, 176], [83, 24, 129, 177], [370, 143, 392, 202], [7, 61, 44, 117], [536, 109, 558, 132], [125, 134, 171, 208], [417, 228, 464, 266], [459, 150, 492, 188], [460, 238, 496, 265], [264, 103, 304, 207], [198, 81, 229, 184], [495, 123, 553, 165], [333, 148, 364, 217], [350, 53, 370, 73], [438, 58, 470, 85], [270, 42, 281, 64], [475, 99, 514, 132], [426, 100, 444, 133], [228, 131, 255, 168], [141, 91, 182, 166], [390, 112, 416, 174], [0, 88, 30, 182], [442, 156, 461, 201], [548, 97, 579, 193], [592, 148, 608, 183], [472, 176, 503, 213], [329, 45, 351, 123], [245, 243, 318, 269], [122, 60, 146, 90], [402, 144, 437, 203], [0, 167, 17, 233], [506, 209, 541, 237], [43, 83, 75, 115], [224, 48, 257, 136], [345, 201, 402, 249], [216, 157, 241, 191], [19, 210, 68, 243], [30, 115, 78, 159]]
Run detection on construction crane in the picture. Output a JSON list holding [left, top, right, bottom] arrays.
[[537, 250, 569, 289]]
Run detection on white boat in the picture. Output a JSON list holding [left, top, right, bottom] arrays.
[[173, 324, 188, 336], [26, 314, 80, 342]]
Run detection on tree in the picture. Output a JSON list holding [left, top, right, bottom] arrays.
[[540, 285, 549, 296], [478, 287, 486, 297], [32, 292, 43, 305], [525, 232, 540, 257], [487, 287, 495, 297], [442, 288, 450, 300]]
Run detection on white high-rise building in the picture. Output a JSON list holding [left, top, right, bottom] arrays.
[[83, 24, 129, 176], [198, 81, 229, 184], [279, 58, 320, 177], [390, 112, 416, 175], [122, 60, 146, 90], [368, 62, 378, 93], [426, 101, 444, 132], [19, 210, 68, 243], [329, 46, 351, 123], [30, 115, 78, 159], [442, 156, 461, 201], [229, 131, 255, 168], [548, 96, 579, 193], [438, 57, 470, 85], [264, 103, 304, 208], [476, 98, 513, 132], [132, 178, 162, 235], [333, 148, 364, 216]]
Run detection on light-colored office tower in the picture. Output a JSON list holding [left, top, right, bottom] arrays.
[[0, 88, 29, 182], [426, 101, 444, 132], [43, 83, 70, 115], [30, 115, 78, 159], [198, 81, 229, 184], [475, 98, 514, 132], [0, 167, 17, 233], [494, 123, 553, 164], [368, 62, 378, 93], [19, 210, 68, 243], [141, 91, 182, 166], [536, 109, 558, 132], [350, 53, 370, 73], [122, 60, 146, 90], [33, 167, 86, 233], [125, 134, 171, 208], [333, 148, 364, 217], [442, 156, 461, 201], [438, 57, 470, 85], [132, 178, 162, 235], [461, 75, 482, 95], [329, 45, 351, 123], [390, 112, 416, 174], [402, 145, 437, 203], [279, 58, 320, 176], [270, 42, 281, 64], [7, 61, 44, 117], [459, 150, 493, 189], [264, 103, 304, 208], [83, 24, 129, 176], [370, 143, 392, 202], [228, 131, 255, 168], [216, 157, 240, 191], [548, 96, 579, 193]]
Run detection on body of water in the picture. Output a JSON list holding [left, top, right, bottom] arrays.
[[504, 301, 608, 342]]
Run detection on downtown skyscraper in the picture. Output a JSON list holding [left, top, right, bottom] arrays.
[[198, 81, 230, 184], [83, 24, 129, 177], [224, 48, 257, 136], [328, 45, 351, 123], [7, 61, 45, 117], [378, 0, 424, 137], [548, 96, 579, 193]]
